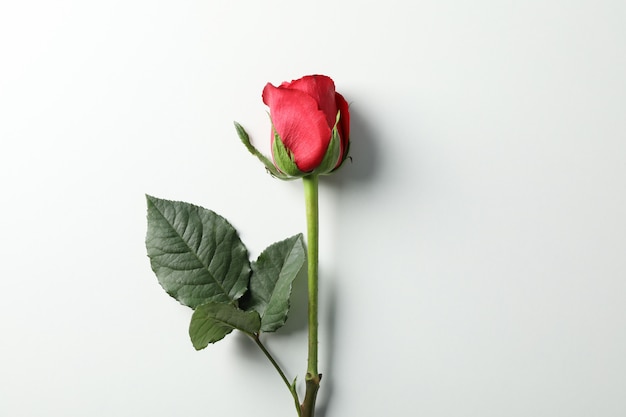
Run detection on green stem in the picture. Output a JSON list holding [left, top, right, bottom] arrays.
[[251, 334, 301, 417], [301, 174, 321, 417]]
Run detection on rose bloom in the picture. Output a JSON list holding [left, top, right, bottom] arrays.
[[262, 75, 350, 176]]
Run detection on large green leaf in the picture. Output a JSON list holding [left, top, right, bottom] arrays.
[[145, 195, 250, 308], [245, 234, 306, 332], [190, 302, 261, 350]]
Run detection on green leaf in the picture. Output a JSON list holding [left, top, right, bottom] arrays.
[[189, 302, 261, 350], [244, 234, 306, 332], [145, 195, 250, 309]]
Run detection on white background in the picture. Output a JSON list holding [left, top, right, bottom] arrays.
[[1, 1, 625, 416]]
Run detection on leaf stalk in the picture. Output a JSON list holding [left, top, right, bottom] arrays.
[[251, 334, 302, 417]]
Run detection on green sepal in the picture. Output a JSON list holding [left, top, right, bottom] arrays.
[[330, 109, 350, 173], [272, 131, 305, 177], [313, 110, 343, 175], [234, 121, 290, 180], [189, 302, 261, 350], [332, 139, 350, 172]]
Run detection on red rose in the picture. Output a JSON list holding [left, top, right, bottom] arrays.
[[262, 75, 350, 176]]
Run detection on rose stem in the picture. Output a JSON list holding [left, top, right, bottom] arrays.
[[301, 174, 321, 417]]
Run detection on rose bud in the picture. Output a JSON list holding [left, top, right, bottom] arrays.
[[235, 75, 350, 179], [264, 75, 350, 177]]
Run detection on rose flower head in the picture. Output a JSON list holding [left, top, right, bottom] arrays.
[[236, 74, 350, 179]]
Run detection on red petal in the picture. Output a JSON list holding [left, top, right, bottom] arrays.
[[263, 83, 332, 172], [284, 75, 337, 129]]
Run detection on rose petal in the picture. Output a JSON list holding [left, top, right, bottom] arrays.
[[284, 75, 337, 129]]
